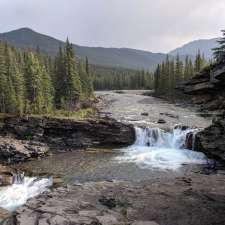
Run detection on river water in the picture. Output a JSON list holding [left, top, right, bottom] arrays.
[[0, 91, 211, 211]]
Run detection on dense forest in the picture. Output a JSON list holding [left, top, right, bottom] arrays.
[[92, 66, 154, 90], [154, 51, 208, 96], [0, 39, 93, 115], [92, 51, 208, 93]]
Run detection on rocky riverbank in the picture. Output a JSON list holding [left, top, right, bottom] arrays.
[[181, 62, 225, 164], [2, 172, 225, 225], [0, 116, 135, 164]]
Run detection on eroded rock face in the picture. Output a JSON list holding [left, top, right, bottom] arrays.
[[0, 116, 135, 163], [181, 63, 225, 112], [1, 116, 135, 149]]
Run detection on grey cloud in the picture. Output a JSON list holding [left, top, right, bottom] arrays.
[[0, 0, 224, 52]]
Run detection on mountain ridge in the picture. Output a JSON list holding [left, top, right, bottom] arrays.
[[169, 37, 218, 59], [0, 28, 166, 70], [0, 28, 218, 70]]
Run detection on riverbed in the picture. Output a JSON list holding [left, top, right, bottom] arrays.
[[96, 90, 211, 128]]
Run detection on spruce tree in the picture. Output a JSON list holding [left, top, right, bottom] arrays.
[[63, 39, 82, 110], [213, 30, 225, 63], [24, 52, 45, 114]]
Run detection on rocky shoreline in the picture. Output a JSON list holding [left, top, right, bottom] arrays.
[[2, 173, 225, 225]]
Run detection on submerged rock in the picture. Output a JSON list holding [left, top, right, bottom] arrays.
[[157, 119, 166, 124], [141, 112, 149, 116]]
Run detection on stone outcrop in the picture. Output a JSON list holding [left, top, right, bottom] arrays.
[[181, 64, 225, 112], [195, 115, 225, 164], [0, 116, 135, 163], [181, 62, 225, 163]]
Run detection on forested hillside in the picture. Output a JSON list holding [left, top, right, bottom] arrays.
[[0, 39, 93, 115]]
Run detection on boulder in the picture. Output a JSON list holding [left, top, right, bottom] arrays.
[[157, 119, 166, 124]]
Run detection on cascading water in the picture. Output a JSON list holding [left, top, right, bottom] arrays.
[[0, 176, 52, 211], [117, 126, 206, 170]]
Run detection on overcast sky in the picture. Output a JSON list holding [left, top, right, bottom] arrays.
[[0, 0, 224, 53]]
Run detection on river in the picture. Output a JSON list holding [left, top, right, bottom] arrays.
[[0, 90, 213, 212]]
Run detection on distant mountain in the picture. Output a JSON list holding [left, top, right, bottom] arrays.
[[0, 28, 166, 70], [0, 28, 219, 70], [169, 38, 218, 59]]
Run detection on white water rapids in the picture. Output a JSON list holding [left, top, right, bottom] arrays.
[[117, 127, 207, 170], [0, 176, 52, 211]]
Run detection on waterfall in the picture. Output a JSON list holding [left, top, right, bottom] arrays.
[[117, 126, 206, 170], [0, 176, 53, 211], [12, 171, 25, 184]]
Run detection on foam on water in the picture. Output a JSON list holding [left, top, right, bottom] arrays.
[[117, 127, 206, 170], [0, 176, 52, 211]]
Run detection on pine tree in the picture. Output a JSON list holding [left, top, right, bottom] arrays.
[[213, 30, 225, 63], [175, 54, 183, 85], [63, 39, 82, 110], [194, 50, 205, 72], [154, 64, 161, 94], [40, 64, 54, 113], [24, 52, 45, 114], [169, 59, 175, 92]]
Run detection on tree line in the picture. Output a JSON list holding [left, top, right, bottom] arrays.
[[0, 39, 93, 115], [92, 66, 154, 90], [154, 51, 207, 96]]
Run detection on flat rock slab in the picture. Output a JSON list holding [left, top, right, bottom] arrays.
[[8, 173, 225, 225]]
